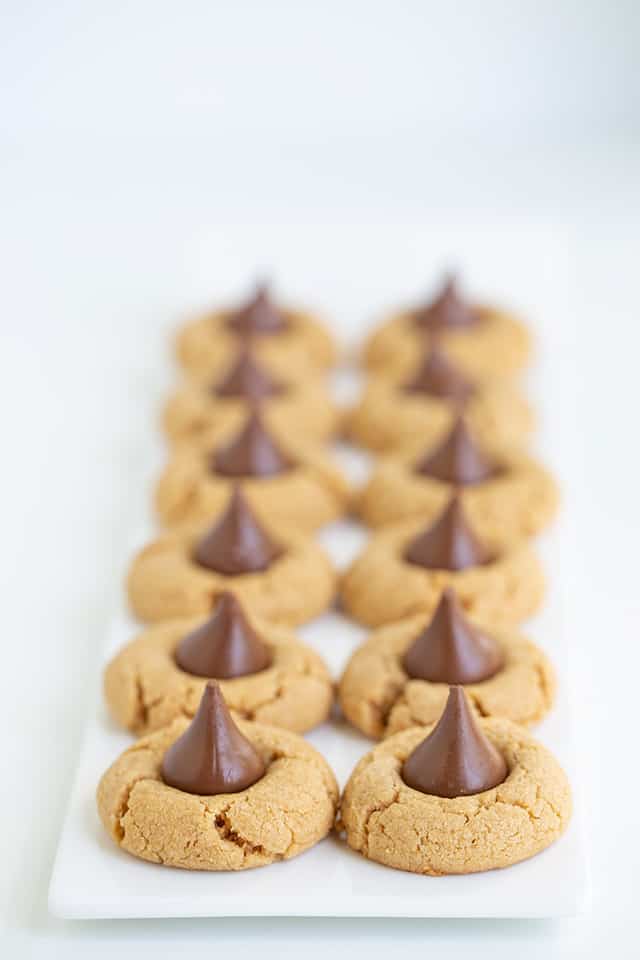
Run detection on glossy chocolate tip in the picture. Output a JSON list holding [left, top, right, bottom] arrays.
[[414, 416, 498, 485], [175, 592, 273, 679], [402, 685, 507, 798], [211, 408, 294, 478], [401, 342, 476, 402], [403, 588, 504, 684], [403, 493, 493, 571], [226, 283, 289, 336], [162, 681, 266, 795], [213, 348, 285, 400], [193, 485, 284, 576], [412, 274, 480, 331]]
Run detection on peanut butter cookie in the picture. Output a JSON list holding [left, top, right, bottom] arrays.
[[339, 591, 555, 738], [127, 487, 336, 626], [357, 418, 558, 537], [177, 284, 336, 382], [340, 688, 571, 875], [164, 348, 340, 445], [105, 597, 334, 735], [348, 351, 533, 453], [362, 277, 530, 381], [98, 683, 339, 871], [341, 496, 544, 628], [155, 409, 350, 533]]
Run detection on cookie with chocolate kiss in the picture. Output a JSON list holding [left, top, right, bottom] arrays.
[[210, 408, 294, 478], [341, 489, 544, 628], [361, 273, 531, 386], [157, 403, 349, 534], [412, 276, 480, 331], [340, 685, 571, 874], [162, 681, 266, 795], [338, 594, 554, 738], [226, 284, 289, 336], [97, 682, 339, 870], [193, 486, 284, 576], [350, 342, 531, 454], [357, 415, 558, 537], [128, 483, 336, 626], [404, 493, 493, 571], [213, 348, 285, 400], [402, 685, 507, 798]]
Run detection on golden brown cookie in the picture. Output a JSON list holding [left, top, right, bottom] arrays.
[[339, 719, 571, 875], [340, 507, 544, 628], [155, 420, 350, 533], [176, 291, 336, 382], [105, 611, 334, 736], [357, 443, 558, 538], [348, 372, 533, 453], [163, 360, 340, 446], [127, 490, 336, 626], [363, 303, 530, 381], [339, 613, 554, 738], [97, 714, 338, 871]]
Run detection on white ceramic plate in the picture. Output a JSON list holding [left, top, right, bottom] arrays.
[[48, 224, 589, 918], [48, 456, 587, 919]]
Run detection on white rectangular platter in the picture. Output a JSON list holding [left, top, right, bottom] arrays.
[[48, 224, 589, 919]]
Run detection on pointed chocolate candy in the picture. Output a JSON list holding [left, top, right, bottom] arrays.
[[403, 588, 503, 684], [211, 409, 294, 478], [162, 681, 266, 795], [402, 685, 507, 798], [412, 275, 480, 331], [414, 416, 497, 485], [175, 592, 273, 679], [404, 494, 492, 571], [213, 348, 285, 400], [401, 342, 476, 402], [226, 284, 289, 336], [193, 486, 284, 575]]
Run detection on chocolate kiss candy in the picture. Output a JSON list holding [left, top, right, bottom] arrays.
[[193, 486, 284, 575], [404, 494, 492, 571], [175, 592, 273, 679], [226, 284, 289, 336], [403, 588, 503, 684], [412, 275, 479, 331], [414, 416, 497, 485], [402, 685, 507, 798], [162, 681, 266, 795], [401, 342, 476, 402], [213, 348, 285, 400], [211, 409, 294, 478]]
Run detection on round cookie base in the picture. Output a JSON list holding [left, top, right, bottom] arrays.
[[97, 717, 339, 871], [339, 719, 571, 875], [357, 453, 558, 540], [340, 527, 545, 629], [348, 378, 533, 454], [362, 306, 531, 382], [127, 528, 337, 627], [104, 615, 334, 736], [155, 455, 350, 535], [163, 377, 341, 447], [176, 308, 337, 382], [338, 614, 555, 739]]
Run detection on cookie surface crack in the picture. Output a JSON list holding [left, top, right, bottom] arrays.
[[115, 776, 151, 842], [362, 788, 401, 856], [209, 805, 270, 861]]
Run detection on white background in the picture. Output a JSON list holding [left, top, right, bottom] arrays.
[[1, 1, 639, 957]]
